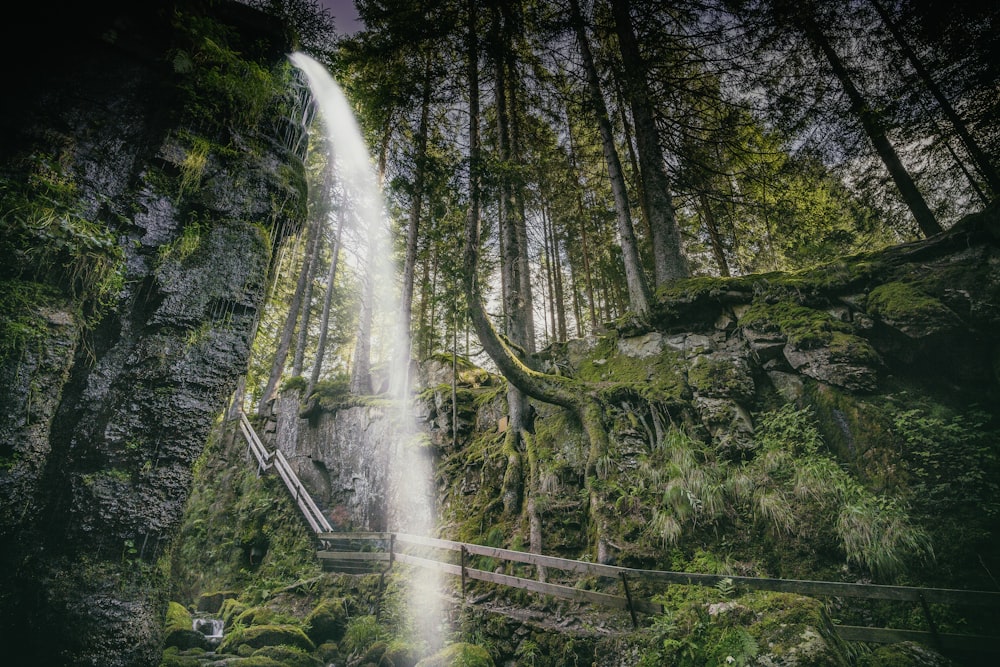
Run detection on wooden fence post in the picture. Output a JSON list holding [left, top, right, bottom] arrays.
[[461, 545, 468, 599], [918, 592, 942, 651], [621, 571, 638, 629]]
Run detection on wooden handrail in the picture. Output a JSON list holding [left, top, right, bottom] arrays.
[[237, 411, 333, 534], [317, 530, 1000, 651]]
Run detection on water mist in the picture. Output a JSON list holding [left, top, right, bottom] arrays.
[[289, 52, 443, 652]]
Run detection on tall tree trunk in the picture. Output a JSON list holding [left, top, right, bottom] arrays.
[[869, 0, 1000, 198], [308, 212, 345, 396], [542, 206, 557, 345], [292, 214, 323, 376], [491, 0, 531, 518], [611, 0, 688, 284], [699, 191, 731, 277], [798, 9, 942, 237], [566, 124, 599, 331], [417, 242, 434, 358], [569, 0, 652, 315], [548, 204, 568, 340], [350, 256, 374, 395], [256, 217, 320, 414], [401, 50, 434, 342]]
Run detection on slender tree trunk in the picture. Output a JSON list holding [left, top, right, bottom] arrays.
[[565, 113, 600, 331], [417, 244, 433, 358], [613, 73, 651, 241], [292, 216, 323, 376], [308, 212, 345, 396], [350, 255, 374, 395], [611, 0, 688, 284], [869, 0, 1000, 197], [569, 0, 652, 315], [549, 205, 568, 340], [542, 206, 557, 345], [256, 217, 319, 414], [401, 50, 434, 341], [799, 10, 942, 237], [699, 191, 731, 277]]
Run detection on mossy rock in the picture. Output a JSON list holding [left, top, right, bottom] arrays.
[[217, 623, 315, 654], [865, 281, 959, 337], [159, 646, 205, 667], [234, 605, 276, 627], [250, 645, 323, 667], [415, 642, 494, 667], [304, 597, 348, 644], [383, 640, 421, 667], [356, 640, 389, 665], [162, 601, 209, 651], [220, 597, 249, 625], [855, 641, 956, 666], [225, 657, 283, 666], [196, 590, 237, 614]]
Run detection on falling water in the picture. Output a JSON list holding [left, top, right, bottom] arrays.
[[289, 52, 443, 652]]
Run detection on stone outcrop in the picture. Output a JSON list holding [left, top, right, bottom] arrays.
[[0, 2, 306, 664]]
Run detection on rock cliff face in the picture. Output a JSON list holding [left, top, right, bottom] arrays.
[[0, 2, 306, 664]]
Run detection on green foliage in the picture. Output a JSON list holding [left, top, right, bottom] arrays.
[[164, 601, 192, 634], [308, 375, 351, 409], [217, 623, 315, 654], [158, 215, 204, 266], [167, 420, 321, 605], [0, 152, 124, 341], [892, 406, 1000, 582], [280, 375, 309, 394], [0, 280, 63, 363], [171, 13, 281, 135], [415, 642, 495, 667], [340, 614, 383, 657]]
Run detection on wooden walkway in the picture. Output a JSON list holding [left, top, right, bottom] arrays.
[[316, 531, 1000, 654], [236, 411, 1000, 655]]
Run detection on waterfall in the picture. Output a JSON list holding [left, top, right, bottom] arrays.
[[192, 617, 224, 647], [288, 52, 443, 653]]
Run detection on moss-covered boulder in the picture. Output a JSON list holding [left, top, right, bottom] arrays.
[[250, 645, 323, 667], [234, 605, 277, 627], [217, 623, 315, 654], [304, 596, 349, 644], [856, 641, 958, 666], [220, 597, 249, 625], [159, 645, 205, 667], [196, 590, 238, 614], [162, 601, 209, 651], [415, 642, 494, 667]]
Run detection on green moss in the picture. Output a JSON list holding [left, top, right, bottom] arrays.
[[0, 280, 65, 363], [159, 646, 203, 667], [575, 334, 688, 404], [740, 300, 851, 349], [217, 623, 315, 654], [165, 601, 192, 633], [415, 642, 495, 667], [250, 645, 322, 667], [865, 281, 955, 325], [304, 597, 348, 644]]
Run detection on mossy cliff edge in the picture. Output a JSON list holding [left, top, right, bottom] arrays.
[[0, 2, 306, 664], [169, 207, 1000, 666]]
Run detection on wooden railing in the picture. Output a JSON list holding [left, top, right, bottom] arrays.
[[317, 531, 1000, 654], [238, 411, 333, 534]]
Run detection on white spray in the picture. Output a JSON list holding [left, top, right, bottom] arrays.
[[289, 52, 443, 652]]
